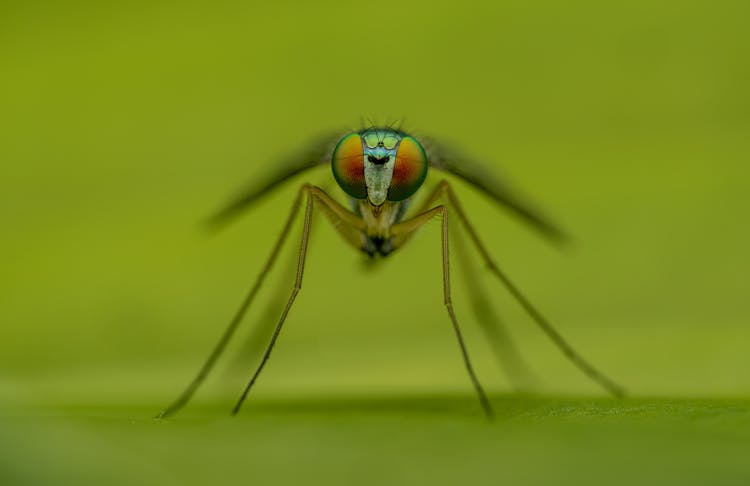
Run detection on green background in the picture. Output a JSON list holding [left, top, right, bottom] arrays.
[[1, 0, 749, 484]]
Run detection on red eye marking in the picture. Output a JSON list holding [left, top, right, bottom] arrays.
[[332, 133, 367, 199], [392, 155, 417, 181], [389, 136, 428, 201], [343, 156, 362, 180]]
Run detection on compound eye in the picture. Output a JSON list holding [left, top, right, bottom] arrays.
[[389, 136, 428, 201], [332, 133, 367, 199]]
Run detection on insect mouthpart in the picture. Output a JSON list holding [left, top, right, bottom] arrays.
[[367, 155, 390, 165]]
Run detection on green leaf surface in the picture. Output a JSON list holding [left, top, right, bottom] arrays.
[[3, 396, 750, 485]]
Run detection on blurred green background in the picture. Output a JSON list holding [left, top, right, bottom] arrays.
[[1, 0, 749, 484]]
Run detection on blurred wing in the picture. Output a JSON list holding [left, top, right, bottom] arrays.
[[424, 138, 568, 243], [207, 133, 340, 228]]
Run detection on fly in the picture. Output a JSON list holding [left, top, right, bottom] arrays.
[[156, 125, 625, 420]]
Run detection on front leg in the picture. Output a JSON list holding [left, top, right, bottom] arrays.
[[423, 180, 626, 398], [392, 206, 495, 419]]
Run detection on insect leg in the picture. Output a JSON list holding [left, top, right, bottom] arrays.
[[438, 180, 625, 398], [230, 187, 314, 415], [402, 182, 539, 389], [392, 207, 495, 419], [453, 227, 540, 390], [232, 185, 365, 415], [156, 186, 307, 419]]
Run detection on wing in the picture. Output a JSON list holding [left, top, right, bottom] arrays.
[[423, 137, 568, 243], [207, 132, 341, 228]]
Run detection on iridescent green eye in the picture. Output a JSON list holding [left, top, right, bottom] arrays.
[[331, 133, 367, 199], [389, 136, 428, 201]]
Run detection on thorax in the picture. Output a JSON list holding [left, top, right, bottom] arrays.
[[358, 200, 404, 238], [356, 200, 409, 257]]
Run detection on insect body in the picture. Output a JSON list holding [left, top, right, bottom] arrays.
[[332, 128, 427, 256], [157, 126, 624, 419]]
